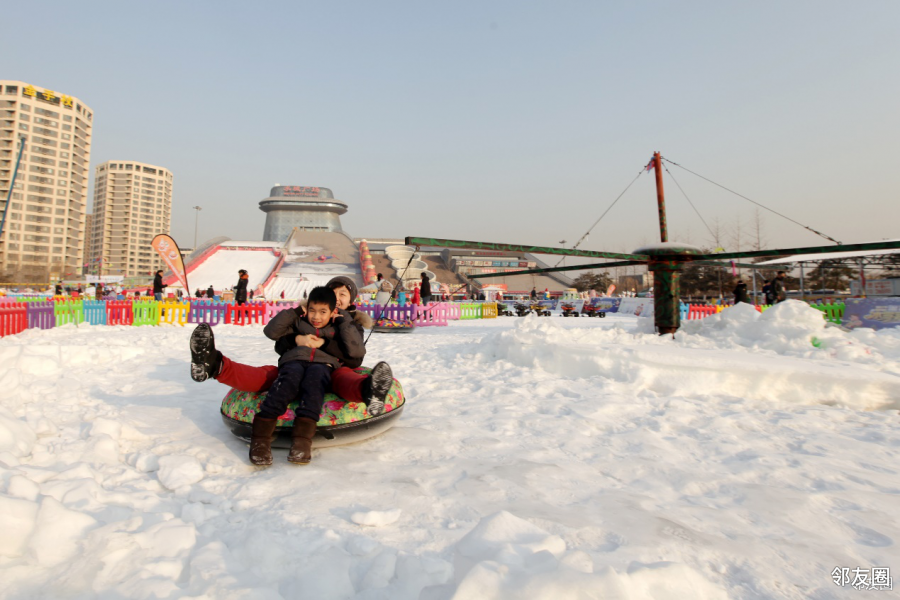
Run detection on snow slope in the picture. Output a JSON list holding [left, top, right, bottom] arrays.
[[1, 301, 898, 599], [185, 249, 279, 294]]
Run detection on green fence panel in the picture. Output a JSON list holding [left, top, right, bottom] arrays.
[[459, 302, 483, 320], [54, 301, 85, 326], [133, 300, 161, 326]]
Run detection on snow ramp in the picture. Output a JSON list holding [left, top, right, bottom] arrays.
[[183, 243, 280, 294], [265, 231, 363, 300]]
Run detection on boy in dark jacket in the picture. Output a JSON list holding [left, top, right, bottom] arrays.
[[250, 286, 363, 466]]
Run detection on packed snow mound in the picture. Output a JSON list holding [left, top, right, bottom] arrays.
[[1, 316, 898, 599], [480, 302, 900, 410], [447, 511, 727, 600]]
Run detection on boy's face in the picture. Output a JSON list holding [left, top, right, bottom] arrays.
[[332, 286, 351, 310], [307, 301, 335, 328]]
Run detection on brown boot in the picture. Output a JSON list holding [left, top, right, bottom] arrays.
[[287, 418, 318, 465], [249, 416, 278, 466]]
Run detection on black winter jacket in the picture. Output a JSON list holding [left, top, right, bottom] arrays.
[[153, 274, 165, 294], [772, 278, 786, 303], [235, 276, 249, 303], [733, 284, 750, 304], [420, 278, 431, 297]]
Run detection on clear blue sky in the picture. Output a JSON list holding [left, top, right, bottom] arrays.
[[5, 1, 899, 254]]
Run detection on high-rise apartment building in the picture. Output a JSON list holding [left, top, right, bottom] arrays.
[[0, 80, 93, 280], [90, 160, 173, 277], [83, 212, 93, 270]]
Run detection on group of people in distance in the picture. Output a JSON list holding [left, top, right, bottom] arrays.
[[734, 270, 788, 305], [188, 276, 393, 467], [373, 272, 433, 307]]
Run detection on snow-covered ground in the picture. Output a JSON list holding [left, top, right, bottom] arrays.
[[1, 301, 899, 599]]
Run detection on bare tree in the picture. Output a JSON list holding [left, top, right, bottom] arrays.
[[706, 217, 727, 298], [730, 214, 745, 280], [750, 208, 767, 251]]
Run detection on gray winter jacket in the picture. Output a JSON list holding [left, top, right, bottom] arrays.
[[263, 308, 341, 369]]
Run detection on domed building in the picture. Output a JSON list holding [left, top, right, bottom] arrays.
[[259, 185, 348, 242]]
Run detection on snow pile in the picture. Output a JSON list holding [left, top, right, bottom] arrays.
[[351, 508, 403, 527], [447, 511, 725, 600], [482, 301, 900, 410], [157, 455, 206, 490]]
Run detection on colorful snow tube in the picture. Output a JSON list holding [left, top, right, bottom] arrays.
[[372, 318, 416, 333], [220, 366, 405, 449]]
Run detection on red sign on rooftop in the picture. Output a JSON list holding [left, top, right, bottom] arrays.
[[280, 186, 320, 197]]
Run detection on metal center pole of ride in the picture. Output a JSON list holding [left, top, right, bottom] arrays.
[[654, 152, 668, 243], [799, 262, 805, 302]]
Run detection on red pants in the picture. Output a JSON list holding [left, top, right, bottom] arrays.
[[216, 356, 366, 403]]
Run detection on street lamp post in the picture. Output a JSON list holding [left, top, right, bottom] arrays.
[[192, 206, 202, 249]]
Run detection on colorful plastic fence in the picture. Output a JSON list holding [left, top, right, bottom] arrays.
[[227, 302, 266, 326], [0, 304, 27, 337], [810, 301, 845, 324], [1, 297, 847, 339], [459, 303, 482, 320]]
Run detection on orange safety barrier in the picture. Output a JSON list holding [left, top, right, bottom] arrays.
[[687, 304, 717, 320]]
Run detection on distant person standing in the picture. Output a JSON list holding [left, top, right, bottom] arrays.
[[234, 269, 249, 305], [772, 271, 788, 303], [195, 288, 202, 298], [153, 270, 165, 301], [733, 281, 751, 305], [207, 285, 215, 299], [420, 272, 432, 306], [762, 280, 774, 305], [375, 273, 393, 307], [530, 287, 537, 301], [54, 280, 63, 296]]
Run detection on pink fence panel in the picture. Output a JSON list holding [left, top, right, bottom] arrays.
[[264, 302, 301, 324], [445, 303, 461, 320], [415, 302, 449, 326]]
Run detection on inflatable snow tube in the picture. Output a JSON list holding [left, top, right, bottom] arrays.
[[220, 366, 405, 449], [372, 318, 416, 334]]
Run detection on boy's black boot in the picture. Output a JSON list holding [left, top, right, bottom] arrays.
[[364, 361, 393, 417], [288, 418, 318, 465], [190, 323, 222, 382], [249, 415, 278, 466]]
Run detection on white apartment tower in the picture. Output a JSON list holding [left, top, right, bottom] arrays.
[[90, 160, 173, 277], [0, 80, 93, 280]]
